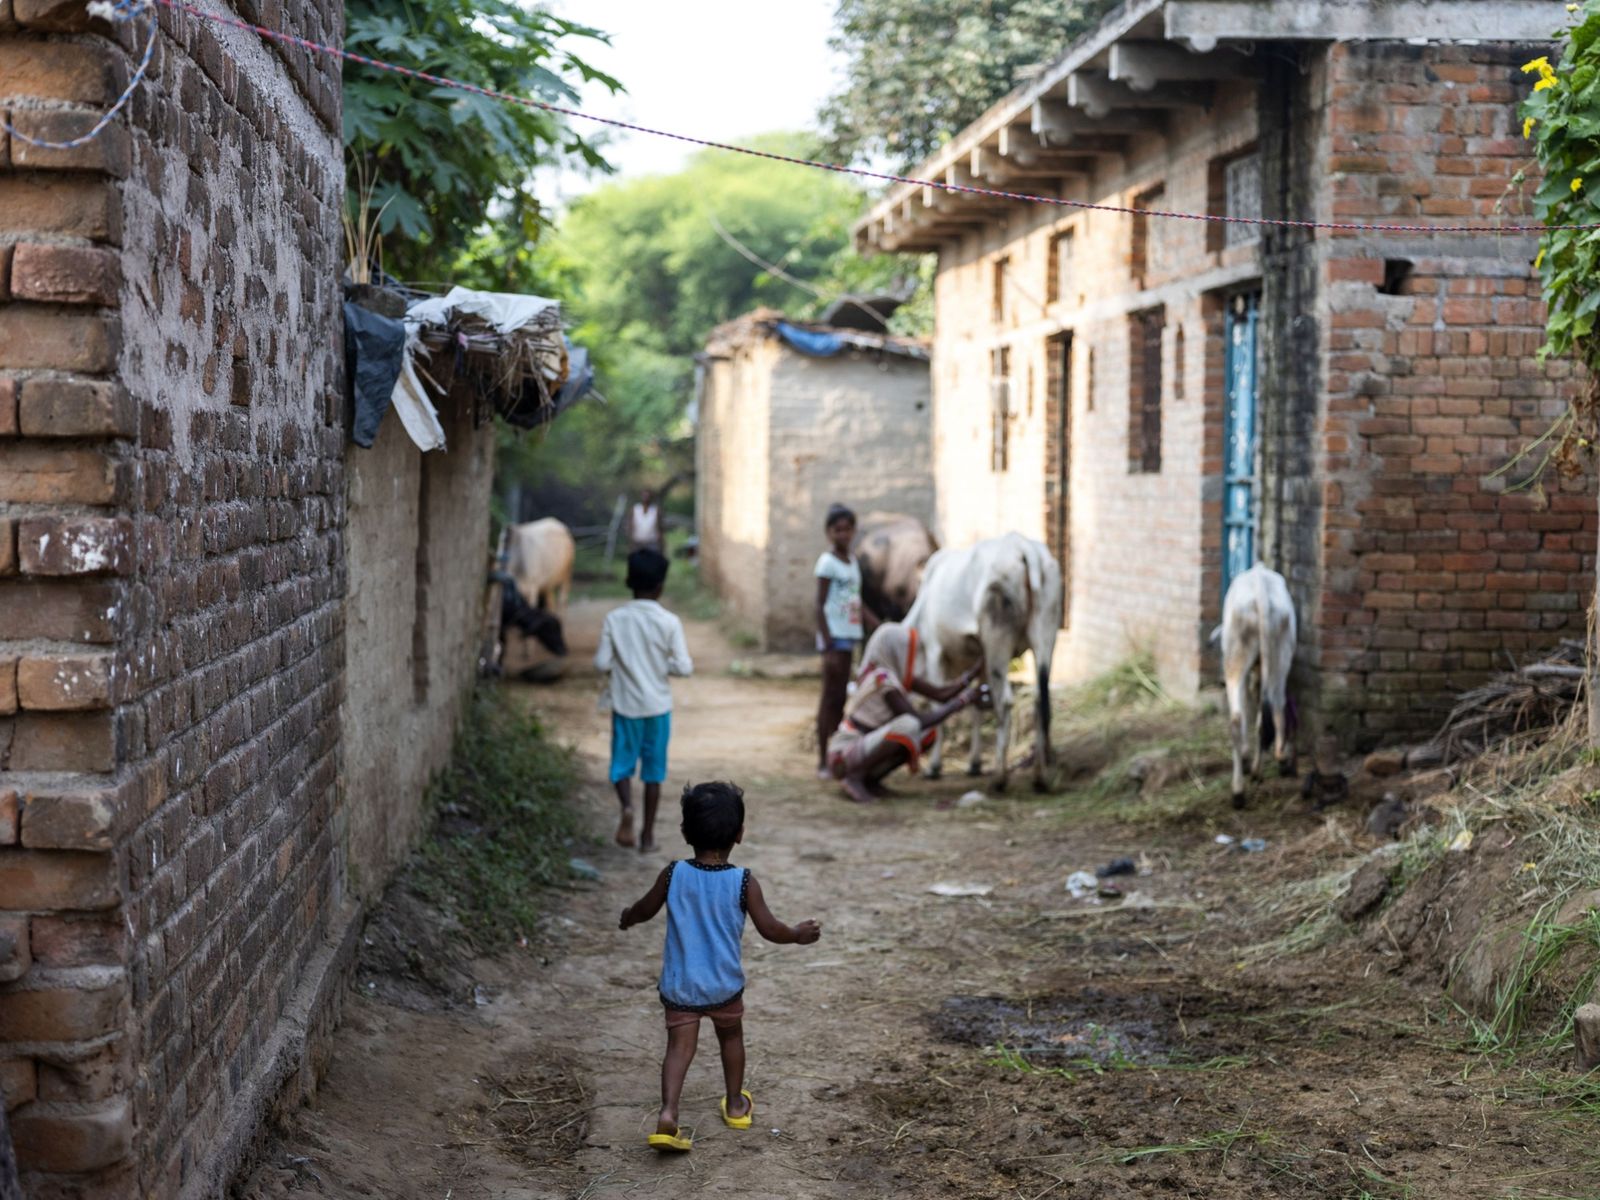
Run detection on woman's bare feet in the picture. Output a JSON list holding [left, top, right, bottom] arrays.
[[615, 808, 635, 847], [655, 1109, 679, 1136], [840, 776, 876, 804], [639, 834, 656, 854]]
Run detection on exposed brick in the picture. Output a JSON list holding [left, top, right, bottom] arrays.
[[13, 0, 101, 29], [18, 378, 135, 437], [0, 243, 11, 302], [0, 444, 118, 505], [36, 1041, 128, 1102], [0, 309, 119, 372], [0, 850, 116, 911], [29, 914, 123, 969], [0, 1058, 36, 1111], [0, 377, 14, 437], [0, 580, 120, 640], [17, 654, 114, 712], [0, 657, 13, 715], [10, 713, 116, 772], [0, 38, 119, 103], [10, 1098, 133, 1173], [18, 516, 132, 576], [0, 913, 29, 982], [10, 244, 121, 306], [0, 981, 124, 1042], [0, 789, 14, 844], [7, 111, 129, 176], [20, 784, 121, 850], [0, 177, 120, 242]]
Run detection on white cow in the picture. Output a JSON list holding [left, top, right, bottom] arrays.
[[905, 533, 1063, 792], [506, 517, 575, 618], [1216, 564, 1297, 808]]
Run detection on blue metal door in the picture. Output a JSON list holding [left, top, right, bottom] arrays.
[[1222, 293, 1261, 604]]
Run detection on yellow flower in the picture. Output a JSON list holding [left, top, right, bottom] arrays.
[[1536, 75, 1559, 92], [1524, 116, 1537, 138], [1536, 247, 1546, 269], [1523, 55, 1552, 75], [1574, 177, 1585, 193], [1570, 3, 1581, 11]]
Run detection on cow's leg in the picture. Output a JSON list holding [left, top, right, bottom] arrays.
[[1262, 616, 1295, 776], [1222, 634, 1256, 809], [985, 667, 1013, 791], [1246, 670, 1264, 783], [966, 702, 984, 776]]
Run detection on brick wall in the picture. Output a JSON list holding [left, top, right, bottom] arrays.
[[1308, 42, 1596, 747], [0, 3, 350, 1196], [929, 81, 1261, 695]]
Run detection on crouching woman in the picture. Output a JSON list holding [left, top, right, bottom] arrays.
[[826, 621, 986, 804]]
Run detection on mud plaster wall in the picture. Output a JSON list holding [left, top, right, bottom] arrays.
[[342, 395, 495, 898], [764, 348, 932, 651], [696, 338, 774, 641]]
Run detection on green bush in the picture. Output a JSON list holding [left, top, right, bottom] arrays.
[[410, 687, 579, 949]]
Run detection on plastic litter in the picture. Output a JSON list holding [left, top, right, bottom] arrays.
[[1447, 828, 1474, 853], [1097, 857, 1136, 878], [472, 984, 490, 1007], [1066, 870, 1098, 899], [568, 857, 602, 881], [1240, 838, 1268, 853], [1214, 833, 1236, 846], [957, 790, 987, 808], [880, 868, 897, 879], [927, 881, 993, 897], [1097, 882, 1124, 899]]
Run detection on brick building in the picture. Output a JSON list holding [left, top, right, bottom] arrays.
[[856, 0, 1595, 748], [0, 4, 497, 1196], [696, 310, 932, 650]]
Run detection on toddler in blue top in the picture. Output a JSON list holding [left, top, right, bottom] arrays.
[[618, 781, 821, 1153]]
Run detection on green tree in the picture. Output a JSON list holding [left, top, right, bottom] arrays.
[[499, 136, 928, 501], [343, 0, 621, 283], [820, 0, 1116, 168]]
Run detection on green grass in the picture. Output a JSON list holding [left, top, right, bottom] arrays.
[[1084, 1119, 1261, 1167], [983, 1040, 1253, 1083], [408, 687, 580, 949]]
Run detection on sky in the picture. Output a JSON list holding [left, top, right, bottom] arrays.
[[538, 0, 843, 203]]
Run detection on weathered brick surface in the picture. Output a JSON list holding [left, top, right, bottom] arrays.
[[0, 4, 346, 1193], [0, 914, 28, 982], [10, 244, 121, 306], [18, 379, 135, 438]]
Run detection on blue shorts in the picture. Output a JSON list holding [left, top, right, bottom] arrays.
[[819, 636, 859, 654], [610, 713, 671, 784]]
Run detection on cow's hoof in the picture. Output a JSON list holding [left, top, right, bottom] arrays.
[[1231, 792, 1247, 810], [966, 763, 984, 778], [994, 779, 1009, 795], [924, 766, 943, 781], [1032, 777, 1050, 795], [1278, 759, 1297, 779]]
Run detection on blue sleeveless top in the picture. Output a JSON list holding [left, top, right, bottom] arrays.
[[659, 860, 749, 1010]]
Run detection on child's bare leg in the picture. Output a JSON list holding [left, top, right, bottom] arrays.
[[658, 1021, 698, 1134], [816, 651, 851, 772], [639, 782, 661, 853], [613, 779, 635, 847], [714, 1020, 749, 1119]]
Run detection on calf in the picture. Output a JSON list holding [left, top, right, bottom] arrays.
[[1217, 564, 1297, 808], [854, 512, 938, 623], [906, 533, 1063, 792]]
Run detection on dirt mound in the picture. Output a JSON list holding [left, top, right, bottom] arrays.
[[354, 882, 477, 1013]]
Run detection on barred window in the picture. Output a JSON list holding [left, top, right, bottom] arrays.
[[1128, 308, 1164, 474], [1224, 153, 1262, 248], [990, 346, 1011, 472]]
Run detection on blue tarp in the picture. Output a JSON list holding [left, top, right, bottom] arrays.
[[774, 321, 844, 358]]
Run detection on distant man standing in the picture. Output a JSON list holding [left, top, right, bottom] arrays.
[[629, 488, 664, 555]]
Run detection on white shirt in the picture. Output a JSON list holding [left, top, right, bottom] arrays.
[[630, 503, 660, 545], [594, 599, 693, 717], [814, 552, 863, 641]]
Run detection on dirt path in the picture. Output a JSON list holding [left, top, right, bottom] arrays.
[[240, 600, 1600, 1200]]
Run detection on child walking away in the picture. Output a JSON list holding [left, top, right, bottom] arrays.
[[814, 504, 870, 779], [595, 549, 693, 852], [618, 783, 821, 1153]]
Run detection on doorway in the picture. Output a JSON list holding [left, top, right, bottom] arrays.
[[1222, 292, 1261, 605], [1045, 332, 1073, 627]]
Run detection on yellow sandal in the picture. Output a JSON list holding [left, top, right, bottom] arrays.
[[720, 1090, 754, 1130], [647, 1125, 693, 1152]]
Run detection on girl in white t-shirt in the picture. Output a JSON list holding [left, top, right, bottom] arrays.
[[813, 504, 870, 778]]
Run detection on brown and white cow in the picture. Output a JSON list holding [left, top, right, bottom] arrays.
[[507, 517, 575, 618], [906, 533, 1063, 792], [854, 512, 938, 624]]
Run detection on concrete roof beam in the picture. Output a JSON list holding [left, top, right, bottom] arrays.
[[1030, 99, 1162, 148], [1108, 42, 1252, 91], [1066, 71, 1213, 119], [1164, 0, 1560, 51]]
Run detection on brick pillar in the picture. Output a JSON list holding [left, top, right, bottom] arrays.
[[0, 2, 139, 1191]]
